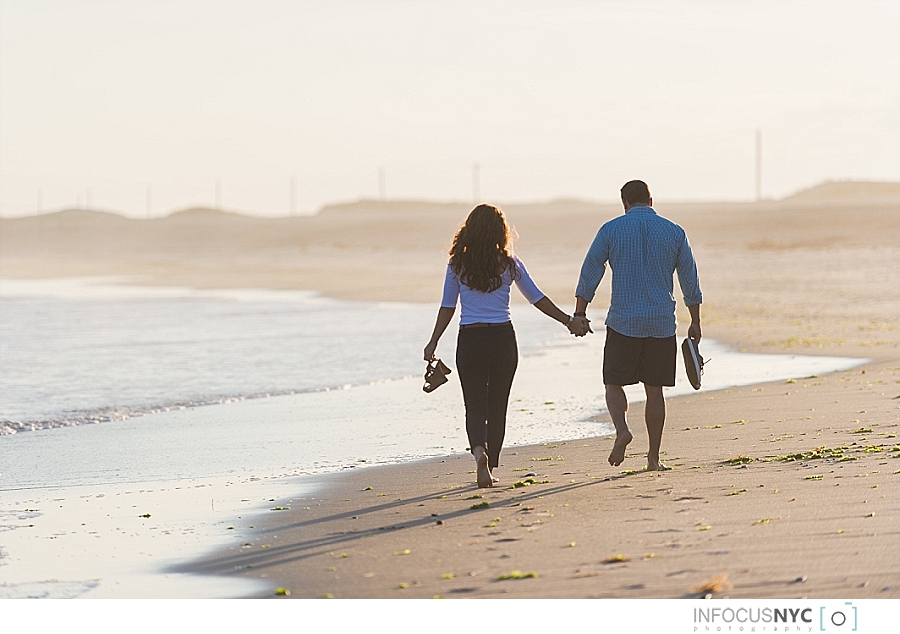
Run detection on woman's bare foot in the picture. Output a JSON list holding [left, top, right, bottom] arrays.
[[608, 431, 633, 466], [646, 460, 669, 471], [473, 446, 493, 488], [490, 470, 500, 484]]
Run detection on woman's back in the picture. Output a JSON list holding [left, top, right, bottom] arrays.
[[441, 256, 544, 325], [425, 203, 577, 488]]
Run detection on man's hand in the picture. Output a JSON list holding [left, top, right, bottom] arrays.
[[688, 321, 701, 343], [568, 316, 593, 337], [687, 304, 701, 342]]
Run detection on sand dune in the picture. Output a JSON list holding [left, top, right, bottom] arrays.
[[780, 180, 900, 206], [2, 181, 899, 358]]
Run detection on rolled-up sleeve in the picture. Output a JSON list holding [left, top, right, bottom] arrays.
[[440, 265, 460, 307], [575, 228, 609, 302], [512, 257, 545, 304], [675, 233, 702, 306]]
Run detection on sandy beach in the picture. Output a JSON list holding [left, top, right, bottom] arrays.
[[185, 360, 900, 599], [2, 181, 899, 599], [4, 0, 899, 617]]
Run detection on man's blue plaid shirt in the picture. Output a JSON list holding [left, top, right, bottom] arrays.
[[575, 206, 702, 339]]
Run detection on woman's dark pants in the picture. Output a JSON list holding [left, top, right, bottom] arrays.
[[455, 323, 518, 470]]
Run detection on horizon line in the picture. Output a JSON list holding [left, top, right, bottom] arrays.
[[1, 179, 898, 221]]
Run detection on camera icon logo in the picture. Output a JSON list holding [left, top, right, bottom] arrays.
[[819, 602, 857, 631]]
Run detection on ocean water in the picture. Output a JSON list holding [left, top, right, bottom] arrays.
[[0, 278, 866, 598], [0, 278, 573, 434], [0, 279, 443, 432]]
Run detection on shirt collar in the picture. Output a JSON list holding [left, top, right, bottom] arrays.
[[625, 205, 656, 215]]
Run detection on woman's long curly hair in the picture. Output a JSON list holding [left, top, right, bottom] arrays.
[[449, 204, 519, 293]]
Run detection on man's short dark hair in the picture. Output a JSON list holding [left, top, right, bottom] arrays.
[[621, 180, 651, 206]]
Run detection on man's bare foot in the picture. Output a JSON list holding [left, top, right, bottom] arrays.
[[490, 471, 500, 484], [473, 447, 493, 488], [608, 431, 633, 466], [646, 461, 669, 471]]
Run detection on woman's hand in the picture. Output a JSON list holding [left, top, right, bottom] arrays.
[[568, 316, 592, 337], [425, 306, 455, 362]]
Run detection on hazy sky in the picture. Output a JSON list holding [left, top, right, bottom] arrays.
[[1, 0, 898, 217]]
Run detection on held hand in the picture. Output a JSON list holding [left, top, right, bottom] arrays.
[[567, 318, 582, 337], [424, 341, 437, 362], [568, 316, 593, 337], [688, 321, 702, 343], [579, 317, 594, 336]]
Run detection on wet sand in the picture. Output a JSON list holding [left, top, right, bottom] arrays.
[[187, 361, 900, 599]]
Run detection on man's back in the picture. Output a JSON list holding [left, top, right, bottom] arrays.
[[575, 205, 702, 338], [571, 180, 703, 472]]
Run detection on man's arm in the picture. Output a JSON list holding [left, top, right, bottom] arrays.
[[575, 229, 608, 303], [676, 231, 702, 343], [571, 228, 609, 336], [571, 295, 592, 336], [687, 303, 701, 342]]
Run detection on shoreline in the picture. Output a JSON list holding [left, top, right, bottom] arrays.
[[185, 359, 900, 599], [1, 275, 894, 598]]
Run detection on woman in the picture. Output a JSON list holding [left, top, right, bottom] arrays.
[[424, 204, 581, 488]]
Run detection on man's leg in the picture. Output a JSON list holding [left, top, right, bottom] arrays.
[[644, 384, 666, 470], [605, 384, 633, 466]]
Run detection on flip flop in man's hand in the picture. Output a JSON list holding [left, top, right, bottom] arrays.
[[682, 338, 707, 390]]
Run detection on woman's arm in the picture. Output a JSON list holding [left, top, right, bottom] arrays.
[[424, 306, 456, 361], [513, 257, 587, 335], [533, 296, 586, 335]]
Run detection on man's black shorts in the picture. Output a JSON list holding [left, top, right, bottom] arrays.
[[603, 327, 677, 387]]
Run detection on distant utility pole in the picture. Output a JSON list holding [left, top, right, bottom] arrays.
[[755, 129, 762, 202], [146, 184, 152, 219], [86, 188, 92, 210], [76, 192, 82, 209], [378, 166, 386, 201], [290, 174, 297, 216], [215, 179, 222, 209], [472, 162, 481, 204]]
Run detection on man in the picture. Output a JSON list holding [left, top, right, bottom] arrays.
[[572, 180, 702, 471]]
